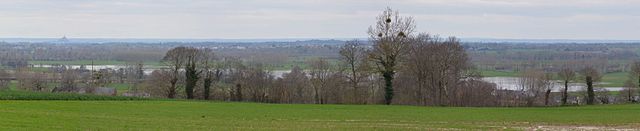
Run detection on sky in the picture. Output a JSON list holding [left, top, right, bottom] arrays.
[[0, 0, 638, 40]]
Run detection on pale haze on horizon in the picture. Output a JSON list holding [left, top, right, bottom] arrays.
[[0, 0, 638, 40]]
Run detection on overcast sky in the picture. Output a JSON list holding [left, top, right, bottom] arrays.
[[0, 0, 638, 39]]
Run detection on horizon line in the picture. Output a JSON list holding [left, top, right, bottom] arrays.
[[1, 37, 640, 41]]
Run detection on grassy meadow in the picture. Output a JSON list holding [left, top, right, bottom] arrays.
[[0, 100, 638, 130]]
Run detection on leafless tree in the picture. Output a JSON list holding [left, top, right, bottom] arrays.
[[54, 68, 79, 92], [367, 7, 415, 105], [543, 73, 554, 106], [621, 80, 637, 102], [448, 78, 498, 107], [162, 47, 187, 98], [16, 68, 49, 92], [398, 34, 471, 106], [557, 67, 576, 105], [245, 64, 274, 102], [15, 68, 31, 91], [518, 69, 551, 106], [339, 40, 371, 104], [125, 62, 145, 93], [0, 70, 10, 91], [200, 48, 219, 100], [225, 57, 247, 101], [144, 69, 176, 98], [308, 58, 332, 104], [33, 72, 49, 91], [280, 66, 311, 103], [628, 61, 640, 102]]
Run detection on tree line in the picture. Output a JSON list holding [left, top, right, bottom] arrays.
[[139, 8, 494, 106]]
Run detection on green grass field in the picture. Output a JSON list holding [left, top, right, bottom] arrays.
[[600, 72, 628, 87], [106, 83, 133, 95], [0, 100, 638, 130]]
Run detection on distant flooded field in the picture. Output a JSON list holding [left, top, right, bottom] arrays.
[[483, 77, 623, 92]]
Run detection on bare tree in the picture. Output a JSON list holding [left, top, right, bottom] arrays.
[[339, 40, 371, 104], [308, 58, 332, 104], [557, 67, 576, 105], [144, 69, 175, 98], [54, 68, 79, 92], [16, 68, 32, 91], [518, 69, 551, 106], [33, 72, 49, 91], [0, 70, 10, 91], [398, 34, 472, 106], [367, 7, 415, 105], [162, 47, 187, 98], [449, 77, 498, 107], [244, 64, 273, 102], [628, 61, 640, 102], [201, 48, 219, 100], [281, 66, 311, 103], [543, 73, 554, 106], [622, 80, 637, 102], [225, 57, 247, 101], [16, 68, 50, 92], [125, 62, 145, 93]]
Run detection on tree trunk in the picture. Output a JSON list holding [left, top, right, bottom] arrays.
[[544, 89, 551, 106], [314, 85, 320, 104], [185, 63, 200, 99], [168, 78, 177, 98], [235, 83, 243, 101], [203, 76, 212, 100], [185, 71, 196, 99], [562, 80, 568, 105], [353, 83, 360, 104], [438, 81, 444, 106], [586, 76, 595, 105], [350, 63, 361, 104], [629, 88, 634, 102], [383, 71, 394, 105]]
